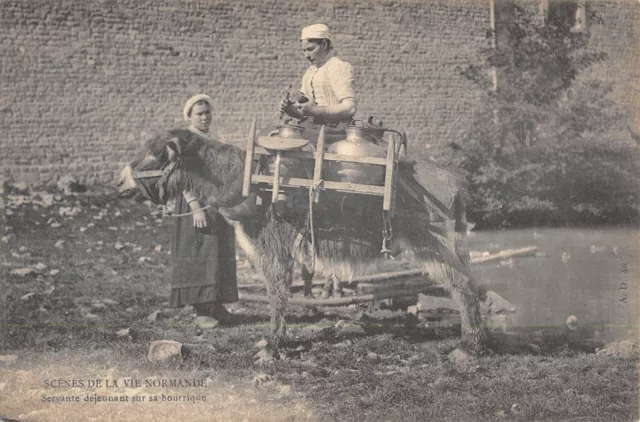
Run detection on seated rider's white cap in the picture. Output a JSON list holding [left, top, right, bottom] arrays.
[[301, 23, 331, 41], [183, 94, 213, 123]]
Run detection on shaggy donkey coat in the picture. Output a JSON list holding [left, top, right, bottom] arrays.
[[127, 130, 489, 353]]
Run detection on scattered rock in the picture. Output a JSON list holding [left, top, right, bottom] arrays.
[[57, 175, 85, 194], [90, 302, 108, 311], [252, 373, 273, 386], [116, 328, 132, 338], [448, 348, 477, 367], [42, 285, 55, 295], [102, 299, 120, 306], [138, 256, 151, 263], [0, 355, 18, 365], [148, 340, 183, 363], [254, 348, 276, 367], [20, 292, 36, 301], [255, 338, 269, 349], [1, 234, 15, 243], [58, 206, 82, 217], [303, 319, 333, 334], [335, 320, 366, 335], [49, 269, 60, 276], [50, 222, 62, 228], [34, 263, 47, 272], [596, 340, 638, 359], [114, 241, 124, 250], [333, 340, 353, 349], [154, 244, 162, 252], [10, 267, 36, 277], [84, 313, 100, 321], [510, 404, 521, 414], [483, 291, 517, 314], [367, 352, 379, 360], [147, 310, 163, 321], [6, 182, 29, 195], [54, 240, 64, 248], [498, 258, 514, 269]]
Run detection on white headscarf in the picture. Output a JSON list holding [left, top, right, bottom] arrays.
[[301, 23, 331, 41], [183, 94, 213, 123]]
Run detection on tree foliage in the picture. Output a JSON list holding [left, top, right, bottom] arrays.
[[439, 1, 639, 228]]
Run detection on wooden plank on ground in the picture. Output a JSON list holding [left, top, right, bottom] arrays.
[[357, 277, 434, 294], [470, 246, 538, 264]]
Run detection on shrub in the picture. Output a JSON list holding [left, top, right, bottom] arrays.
[[438, 1, 640, 228]]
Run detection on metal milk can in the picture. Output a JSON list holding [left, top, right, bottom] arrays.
[[327, 125, 385, 184], [264, 124, 308, 178]]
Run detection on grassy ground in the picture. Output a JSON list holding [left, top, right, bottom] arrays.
[[0, 189, 637, 421]]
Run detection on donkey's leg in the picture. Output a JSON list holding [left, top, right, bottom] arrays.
[[448, 192, 490, 354], [301, 264, 315, 298], [447, 269, 490, 355], [258, 220, 296, 347]]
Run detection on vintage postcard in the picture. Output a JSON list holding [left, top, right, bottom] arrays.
[[0, 0, 638, 421]]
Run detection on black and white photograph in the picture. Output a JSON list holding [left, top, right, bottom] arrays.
[[0, 0, 638, 421]]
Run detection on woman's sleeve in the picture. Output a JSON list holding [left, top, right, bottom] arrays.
[[183, 190, 198, 203]]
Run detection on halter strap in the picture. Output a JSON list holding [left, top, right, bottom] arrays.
[[132, 169, 164, 179]]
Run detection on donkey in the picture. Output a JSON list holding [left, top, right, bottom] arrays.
[[117, 127, 490, 355]]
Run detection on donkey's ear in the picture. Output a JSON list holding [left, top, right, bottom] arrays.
[[166, 137, 181, 162]]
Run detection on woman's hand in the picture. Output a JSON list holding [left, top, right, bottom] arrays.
[[192, 209, 207, 228]]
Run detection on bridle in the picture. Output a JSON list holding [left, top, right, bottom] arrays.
[[131, 161, 213, 218]]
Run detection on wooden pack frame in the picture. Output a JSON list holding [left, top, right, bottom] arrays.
[[241, 119, 400, 214]]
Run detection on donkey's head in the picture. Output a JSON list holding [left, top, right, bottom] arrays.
[[117, 135, 186, 205]]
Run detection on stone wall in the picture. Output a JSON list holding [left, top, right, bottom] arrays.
[[0, 0, 636, 185]]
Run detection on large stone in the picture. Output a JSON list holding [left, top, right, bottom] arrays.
[[148, 340, 183, 362], [448, 348, 478, 369], [596, 340, 639, 359], [482, 291, 516, 314]]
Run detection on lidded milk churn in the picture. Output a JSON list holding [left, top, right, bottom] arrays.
[[327, 124, 385, 184], [263, 124, 307, 177]]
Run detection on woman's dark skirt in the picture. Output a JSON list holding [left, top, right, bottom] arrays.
[[169, 196, 238, 307]]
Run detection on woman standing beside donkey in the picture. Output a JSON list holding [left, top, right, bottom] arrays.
[[170, 94, 242, 329], [122, 94, 244, 329]]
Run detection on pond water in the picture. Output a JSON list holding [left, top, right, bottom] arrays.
[[467, 227, 638, 340]]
